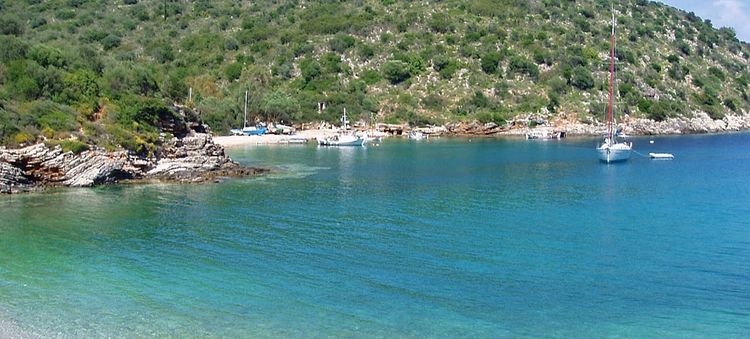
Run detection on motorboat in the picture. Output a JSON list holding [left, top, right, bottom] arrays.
[[317, 108, 367, 146], [408, 131, 428, 140]]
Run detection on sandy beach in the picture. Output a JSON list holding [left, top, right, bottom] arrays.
[[213, 129, 340, 147]]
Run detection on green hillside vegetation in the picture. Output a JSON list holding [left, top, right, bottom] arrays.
[[1, 0, 749, 151]]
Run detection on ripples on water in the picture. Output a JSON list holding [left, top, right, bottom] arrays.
[[1, 134, 750, 337]]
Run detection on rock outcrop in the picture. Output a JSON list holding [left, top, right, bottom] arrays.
[[1, 104, 267, 194], [0, 132, 265, 194]]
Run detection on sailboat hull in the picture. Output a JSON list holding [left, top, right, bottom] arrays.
[[597, 145, 631, 163]]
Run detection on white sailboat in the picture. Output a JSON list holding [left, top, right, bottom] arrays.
[[597, 11, 632, 163], [230, 91, 267, 136]]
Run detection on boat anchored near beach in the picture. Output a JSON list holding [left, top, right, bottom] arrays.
[[408, 131, 428, 140], [230, 91, 268, 136], [597, 11, 632, 163], [317, 108, 366, 147]]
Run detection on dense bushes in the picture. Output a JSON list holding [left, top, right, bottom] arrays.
[[0, 0, 748, 147]]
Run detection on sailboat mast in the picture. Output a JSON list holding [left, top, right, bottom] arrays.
[[243, 90, 248, 129], [607, 11, 616, 140]]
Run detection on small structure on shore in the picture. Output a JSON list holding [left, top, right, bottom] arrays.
[[377, 123, 407, 136], [525, 127, 566, 140]]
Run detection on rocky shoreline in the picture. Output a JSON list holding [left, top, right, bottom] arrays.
[[1, 103, 268, 195], [0, 132, 267, 194], [441, 112, 750, 137]]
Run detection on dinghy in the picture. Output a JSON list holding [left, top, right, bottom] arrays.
[[649, 153, 674, 159]]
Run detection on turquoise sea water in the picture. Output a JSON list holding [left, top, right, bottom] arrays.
[[1, 133, 750, 337]]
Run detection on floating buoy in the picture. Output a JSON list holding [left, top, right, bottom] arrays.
[[649, 140, 654, 144]]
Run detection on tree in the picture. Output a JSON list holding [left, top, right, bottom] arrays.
[[300, 58, 321, 82], [382, 60, 411, 84], [262, 89, 298, 122]]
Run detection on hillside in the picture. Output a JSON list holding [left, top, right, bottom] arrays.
[[1, 0, 749, 151]]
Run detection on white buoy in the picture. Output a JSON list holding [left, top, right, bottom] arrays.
[[649, 140, 654, 144]]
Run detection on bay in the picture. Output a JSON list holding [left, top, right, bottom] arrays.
[[1, 133, 749, 337]]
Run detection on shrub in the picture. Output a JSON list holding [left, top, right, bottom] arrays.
[[382, 60, 411, 84], [0, 36, 28, 63], [224, 63, 243, 81], [0, 15, 24, 36], [508, 56, 539, 79], [433, 55, 459, 79], [358, 44, 375, 60], [394, 52, 426, 75], [480, 52, 501, 74], [28, 45, 67, 68], [102, 34, 122, 50], [708, 66, 725, 81], [14, 132, 35, 145], [360, 69, 381, 84], [116, 96, 173, 128], [329, 34, 355, 53], [30, 17, 47, 29], [570, 66, 594, 90], [421, 94, 445, 110], [646, 100, 685, 121], [429, 13, 453, 33], [56, 140, 89, 154], [476, 111, 507, 125]]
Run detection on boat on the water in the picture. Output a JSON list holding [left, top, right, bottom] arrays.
[[317, 108, 366, 147], [408, 131, 428, 140], [597, 11, 632, 163], [317, 134, 365, 146], [649, 152, 674, 159]]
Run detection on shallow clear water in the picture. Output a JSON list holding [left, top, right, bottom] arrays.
[[1, 134, 750, 337]]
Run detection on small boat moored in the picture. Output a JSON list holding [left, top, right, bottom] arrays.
[[317, 134, 365, 146], [649, 153, 674, 159], [316, 108, 367, 147], [408, 131, 428, 140]]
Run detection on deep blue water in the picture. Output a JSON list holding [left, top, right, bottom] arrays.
[[1, 133, 750, 337]]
